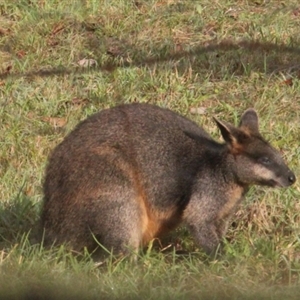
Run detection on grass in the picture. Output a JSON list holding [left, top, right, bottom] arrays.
[[1, 0, 300, 298]]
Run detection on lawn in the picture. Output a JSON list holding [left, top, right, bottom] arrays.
[[0, 0, 300, 299]]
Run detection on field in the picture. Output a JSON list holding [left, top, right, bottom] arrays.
[[1, 0, 300, 299]]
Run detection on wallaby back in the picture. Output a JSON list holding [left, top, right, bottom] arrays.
[[42, 103, 296, 255]]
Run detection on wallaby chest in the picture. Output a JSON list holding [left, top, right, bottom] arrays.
[[217, 185, 245, 220]]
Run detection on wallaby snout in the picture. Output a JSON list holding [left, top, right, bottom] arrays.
[[41, 104, 296, 256], [273, 169, 296, 187], [287, 171, 297, 185], [250, 162, 296, 188]]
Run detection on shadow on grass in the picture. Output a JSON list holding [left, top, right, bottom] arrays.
[[0, 189, 40, 248], [1, 1, 300, 81], [1, 39, 300, 80]]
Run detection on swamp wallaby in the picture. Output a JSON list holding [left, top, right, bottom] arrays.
[[42, 103, 296, 255]]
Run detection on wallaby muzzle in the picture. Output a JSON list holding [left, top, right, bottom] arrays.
[[277, 170, 296, 187]]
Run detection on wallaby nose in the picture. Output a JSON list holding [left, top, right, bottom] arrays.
[[288, 172, 296, 185]]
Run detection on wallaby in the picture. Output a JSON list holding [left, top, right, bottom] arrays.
[[41, 103, 296, 256]]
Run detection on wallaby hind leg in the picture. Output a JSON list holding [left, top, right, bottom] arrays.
[[42, 189, 143, 256], [89, 189, 144, 256], [43, 149, 146, 257]]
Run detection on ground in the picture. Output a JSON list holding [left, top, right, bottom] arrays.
[[0, 0, 300, 299]]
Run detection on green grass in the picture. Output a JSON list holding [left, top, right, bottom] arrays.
[[1, 0, 300, 298]]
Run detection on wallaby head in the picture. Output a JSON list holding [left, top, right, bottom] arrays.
[[214, 109, 296, 188]]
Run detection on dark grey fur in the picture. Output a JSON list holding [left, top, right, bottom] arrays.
[[41, 103, 296, 255]]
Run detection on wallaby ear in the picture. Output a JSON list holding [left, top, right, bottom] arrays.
[[214, 118, 239, 144], [239, 108, 259, 134], [214, 117, 249, 154]]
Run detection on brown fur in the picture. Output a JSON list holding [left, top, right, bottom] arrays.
[[217, 185, 245, 220], [41, 103, 295, 256]]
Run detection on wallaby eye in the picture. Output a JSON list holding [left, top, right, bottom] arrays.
[[259, 156, 271, 165]]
